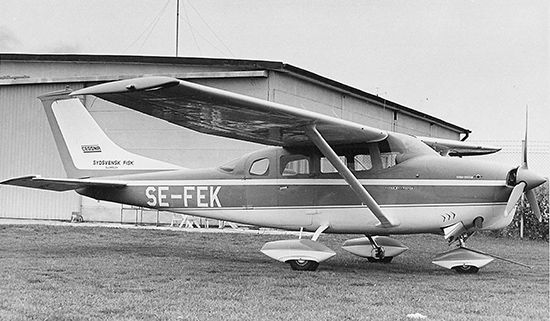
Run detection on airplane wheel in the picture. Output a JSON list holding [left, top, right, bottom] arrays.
[[288, 259, 319, 271], [367, 256, 393, 263], [452, 265, 479, 274]]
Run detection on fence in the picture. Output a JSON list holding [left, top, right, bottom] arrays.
[[470, 140, 549, 178]]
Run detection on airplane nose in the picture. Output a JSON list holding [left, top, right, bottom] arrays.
[[507, 166, 547, 190]]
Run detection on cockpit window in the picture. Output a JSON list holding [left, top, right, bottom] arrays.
[[382, 132, 438, 164]]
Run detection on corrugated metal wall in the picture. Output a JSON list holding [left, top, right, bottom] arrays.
[[0, 83, 82, 219], [269, 73, 459, 139]]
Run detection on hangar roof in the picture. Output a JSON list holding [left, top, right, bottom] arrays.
[[0, 53, 470, 136]]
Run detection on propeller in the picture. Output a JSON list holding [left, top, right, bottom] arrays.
[[504, 108, 546, 221], [505, 166, 544, 221]]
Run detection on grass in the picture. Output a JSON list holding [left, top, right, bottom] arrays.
[[0, 224, 548, 321]]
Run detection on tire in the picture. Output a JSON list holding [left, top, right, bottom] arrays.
[[288, 260, 319, 271], [367, 256, 393, 264], [452, 265, 479, 274]]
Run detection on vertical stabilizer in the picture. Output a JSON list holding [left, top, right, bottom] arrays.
[[39, 90, 183, 178]]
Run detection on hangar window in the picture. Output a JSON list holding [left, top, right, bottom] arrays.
[[281, 155, 310, 176], [249, 158, 270, 176]]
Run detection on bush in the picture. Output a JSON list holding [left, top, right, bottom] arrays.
[[491, 181, 549, 241]]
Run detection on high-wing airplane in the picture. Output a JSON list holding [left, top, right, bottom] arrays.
[[2, 77, 546, 273]]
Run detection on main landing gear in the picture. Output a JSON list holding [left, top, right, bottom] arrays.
[[260, 225, 410, 271], [260, 225, 335, 272], [341, 235, 408, 263], [260, 238, 336, 271]]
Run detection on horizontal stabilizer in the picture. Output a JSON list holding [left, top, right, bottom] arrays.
[[1, 175, 126, 192]]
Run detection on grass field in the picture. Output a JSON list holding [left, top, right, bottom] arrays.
[[0, 224, 547, 321]]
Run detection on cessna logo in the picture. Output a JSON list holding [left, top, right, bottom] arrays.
[[81, 144, 102, 153]]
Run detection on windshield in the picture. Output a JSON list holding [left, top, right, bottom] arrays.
[[219, 157, 240, 172], [381, 132, 439, 164]]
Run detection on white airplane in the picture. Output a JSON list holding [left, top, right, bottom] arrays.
[[1, 77, 545, 273]]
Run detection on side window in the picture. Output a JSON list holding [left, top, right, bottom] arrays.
[[320, 156, 346, 173], [281, 156, 310, 176], [249, 158, 270, 176], [381, 152, 398, 169], [354, 154, 372, 171]]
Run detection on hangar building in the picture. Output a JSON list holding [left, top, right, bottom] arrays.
[[0, 54, 470, 223]]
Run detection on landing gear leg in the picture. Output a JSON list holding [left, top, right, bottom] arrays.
[[366, 235, 393, 263]]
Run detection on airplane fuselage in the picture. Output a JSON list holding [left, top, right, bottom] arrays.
[[79, 144, 514, 235]]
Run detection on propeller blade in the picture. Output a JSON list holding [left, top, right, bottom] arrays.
[[525, 189, 542, 222], [521, 106, 528, 169], [505, 182, 526, 217]]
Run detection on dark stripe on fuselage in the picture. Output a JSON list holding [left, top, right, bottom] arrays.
[[79, 180, 509, 210]]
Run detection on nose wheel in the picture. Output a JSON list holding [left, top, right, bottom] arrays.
[[452, 265, 479, 274]]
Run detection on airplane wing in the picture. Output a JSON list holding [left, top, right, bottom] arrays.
[[418, 136, 501, 157], [1, 175, 127, 192], [71, 77, 397, 226], [70, 77, 388, 146]]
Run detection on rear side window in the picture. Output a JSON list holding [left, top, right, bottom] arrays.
[[320, 156, 346, 173], [354, 154, 372, 171], [249, 158, 270, 176], [281, 156, 310, 176]]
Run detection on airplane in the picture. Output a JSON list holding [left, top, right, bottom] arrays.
[[1, 76, 546, 274]]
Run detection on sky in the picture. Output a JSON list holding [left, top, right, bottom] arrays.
[[1, 0, 548, 144]]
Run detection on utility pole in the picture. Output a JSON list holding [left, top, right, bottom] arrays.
[[176, 0, 180, 57]]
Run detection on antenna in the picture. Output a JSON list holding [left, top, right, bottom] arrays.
[[176, 0, 180, 57], [521, 105, 529, 169]]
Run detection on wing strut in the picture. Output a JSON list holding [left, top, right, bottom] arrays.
[[305, 125, 400, 228]]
